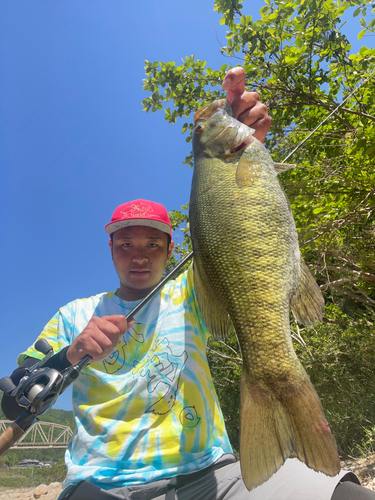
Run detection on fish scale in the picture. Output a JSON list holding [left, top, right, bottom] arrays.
[[189, 100, 340, 491]]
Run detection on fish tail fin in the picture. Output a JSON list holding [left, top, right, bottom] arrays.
[[281, 376, 341, 476], [240, 371, 340, 491], [240, 372, 294, 490]]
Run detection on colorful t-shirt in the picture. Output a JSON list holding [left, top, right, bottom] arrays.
[[19, 265, 233, 489]]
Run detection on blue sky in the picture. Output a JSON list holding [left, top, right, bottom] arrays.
[[0, 1, 365, 411]]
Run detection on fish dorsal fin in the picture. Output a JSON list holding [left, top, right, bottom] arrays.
[[193, 261, 232, 340], [236, 156, 262, 188], [274, 163, 296, 175], [194, 100, 227, 123], [290, 256, 325, 325]]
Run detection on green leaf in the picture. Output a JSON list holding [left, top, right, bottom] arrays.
[[312, 207, 324, 214], [358, 29, 367, 40]]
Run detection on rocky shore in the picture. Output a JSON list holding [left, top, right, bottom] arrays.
[[0, 482, 62, 500], [341, 453, 375, 491]]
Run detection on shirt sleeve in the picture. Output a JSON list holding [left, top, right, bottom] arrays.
[[17, 304, 75, 365]]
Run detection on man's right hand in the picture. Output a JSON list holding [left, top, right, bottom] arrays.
[[66, 315, 135, 365], [222, 67, 271, 143]]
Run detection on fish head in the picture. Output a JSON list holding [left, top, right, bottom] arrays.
[[193, 99, 255, 159]]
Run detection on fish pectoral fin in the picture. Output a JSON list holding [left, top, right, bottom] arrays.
[[193, 261, 231, 340], [273, 162, 296, 174], [290, 256, 325, 325], [235, 156, 262, 188]]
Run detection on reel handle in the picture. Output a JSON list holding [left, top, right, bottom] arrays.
[[35, 339, 53, 355], [0, 377, 16, 395]]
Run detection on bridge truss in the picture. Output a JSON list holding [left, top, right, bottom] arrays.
[[0, 420, 73, 449]]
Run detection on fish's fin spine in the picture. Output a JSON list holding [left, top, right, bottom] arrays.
[[193, 261, 231, 340], [274, 162, 296, 174], [240, 371, 340, 492], [291, 257, 325, 325]]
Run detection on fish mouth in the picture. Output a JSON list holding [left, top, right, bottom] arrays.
[[230, 136, 253, 154]]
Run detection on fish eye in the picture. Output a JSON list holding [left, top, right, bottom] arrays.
[[195, 125, 203, 133]]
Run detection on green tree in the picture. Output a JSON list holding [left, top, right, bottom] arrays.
[[143, 0, 375, 455]]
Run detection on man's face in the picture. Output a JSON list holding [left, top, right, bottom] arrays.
[[109, 225, 174, 301]]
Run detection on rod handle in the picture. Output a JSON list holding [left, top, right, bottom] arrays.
[[0, 422, 24, 456]]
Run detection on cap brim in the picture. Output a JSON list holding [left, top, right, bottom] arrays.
[[105, 219, 171, 235]]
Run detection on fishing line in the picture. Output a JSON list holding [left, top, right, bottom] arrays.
[[126, 67, 375, 306], [282, 65, 375, 163]]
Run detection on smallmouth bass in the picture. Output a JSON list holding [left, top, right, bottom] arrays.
[[189, 99, 340, 491]]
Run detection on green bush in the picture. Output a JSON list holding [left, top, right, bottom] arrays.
[[32, 462, 67, 484], [0, 476, 34, 488], [207, 302, 375, 458], [0, 462, 67, 489], [294, 303, 375, 456]]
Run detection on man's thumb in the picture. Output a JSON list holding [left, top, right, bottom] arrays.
[[102, 315, 133, 334]]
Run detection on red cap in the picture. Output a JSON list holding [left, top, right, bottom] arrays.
[[105, 199, 172, 238]]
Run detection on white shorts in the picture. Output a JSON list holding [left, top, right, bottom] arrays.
[[59, 453, 359, 500]]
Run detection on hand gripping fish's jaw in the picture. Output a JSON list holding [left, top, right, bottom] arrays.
[[193, 108, 255, 159]]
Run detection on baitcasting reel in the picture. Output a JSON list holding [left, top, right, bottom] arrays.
[[0, 339, 91, 456], [0, 339, 90, 418]]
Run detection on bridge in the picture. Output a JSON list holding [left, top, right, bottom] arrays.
[[0, 420, 73, 449]]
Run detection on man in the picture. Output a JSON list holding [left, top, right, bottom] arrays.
[[1, 68, 372, 500]]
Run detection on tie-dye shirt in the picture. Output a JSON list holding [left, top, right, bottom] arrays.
[[19, 265, 232, 489]]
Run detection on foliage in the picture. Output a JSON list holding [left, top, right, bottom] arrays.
[[292, 304, 375, 455], [163, 204, 192, 275], [38, 408, 76, 431], [0, 462, 67, 488], [144, 0, 375, 314], [32, 461, 67, 483], [3, 447, 66, 466], [145, 0, 375, 456], [206, 335, 242, 453]]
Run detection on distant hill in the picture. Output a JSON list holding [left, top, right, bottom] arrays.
[[34, 407, 76, 431], [0, 393, 75, 430]]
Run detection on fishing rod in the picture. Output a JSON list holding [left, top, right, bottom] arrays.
[[0, 250, 193, 456]]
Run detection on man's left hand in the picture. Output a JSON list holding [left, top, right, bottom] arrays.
[[222, 67, 271, 143]]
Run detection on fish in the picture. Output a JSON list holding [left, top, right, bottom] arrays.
[[189, 99, 340, 491]]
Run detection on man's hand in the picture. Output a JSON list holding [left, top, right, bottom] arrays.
[[222, 67, 271, 143], [66, 315, 135, 365]]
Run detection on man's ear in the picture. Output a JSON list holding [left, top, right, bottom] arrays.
[[167, 241, 175, 261], [109, 238, 113, 257]]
